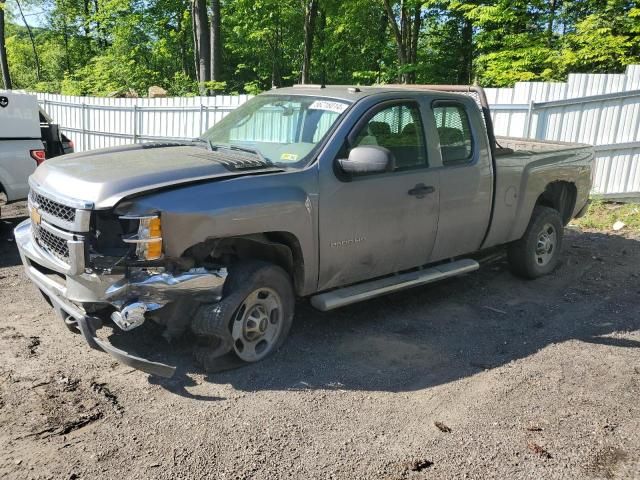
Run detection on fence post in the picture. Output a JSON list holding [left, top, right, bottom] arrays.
[[523, 100, 534, 138], [133, 105, 138, 144], [81, 103, 88, 151], [199, 101, 204, 136]]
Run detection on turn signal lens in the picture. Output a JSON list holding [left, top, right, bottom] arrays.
[[120, 215, 163, 261], [138, 216, 162, 240], [145, 240, 163, 260], [138, 216, 162, 260]]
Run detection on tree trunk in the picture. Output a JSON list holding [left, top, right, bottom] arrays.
[[383, 0, 407, 77], [270, 6, 283, 88], [15, 0, 41, 82], [457, 17, 473, 84], [374, 10, 387, 83], [316, 8, 326, 86], [301, 0, 318, 84], [406, 5, 420, 83], [93, 0, 104, 49], [271, 33, 282, 88], [193, 0, 210, 93], [83, 0, 91, 37], [383, 0, 422, 83], [61, 16, 72, 74], [191, 1, 199, 79], [209, 0, 222, 82], [0, 0, 11, 89], [547, 0, 557, 44]]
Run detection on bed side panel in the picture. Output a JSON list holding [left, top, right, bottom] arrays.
[[482, 142, 593, 248]]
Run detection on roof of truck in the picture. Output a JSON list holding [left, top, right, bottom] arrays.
[[267, 85, 453, 102]]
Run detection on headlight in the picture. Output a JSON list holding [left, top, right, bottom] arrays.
[[120, 215, 163, 260]]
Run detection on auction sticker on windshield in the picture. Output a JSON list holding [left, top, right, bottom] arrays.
[[309, 100, 348, 114]]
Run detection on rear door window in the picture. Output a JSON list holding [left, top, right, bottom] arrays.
[[433, 103, 474, 166]]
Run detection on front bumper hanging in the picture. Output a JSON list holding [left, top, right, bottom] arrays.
[[14, 219, 224, 378]]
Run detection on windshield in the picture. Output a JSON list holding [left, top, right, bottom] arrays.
[[199, 94, 350, 168]]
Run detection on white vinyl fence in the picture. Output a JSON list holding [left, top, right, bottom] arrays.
[[484, 64, 640, 198], [36, 64, 640, 198]]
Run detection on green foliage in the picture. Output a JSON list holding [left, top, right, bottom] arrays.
[[453, 0, 640, 86], [572, 200, 640, 232], [168, 71, 198, 96], [1, 0, 639, 94], [556, 4, 640, 75]]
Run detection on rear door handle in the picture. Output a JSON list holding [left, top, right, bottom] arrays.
[[408, 183, 435, 198]]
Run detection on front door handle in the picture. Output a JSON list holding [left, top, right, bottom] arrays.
[[408, 183, 435, 198]]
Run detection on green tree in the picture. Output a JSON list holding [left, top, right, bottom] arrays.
[[1, 0, 639, 94], [0, 0, 11, 88], [556, 1, 640, 74]]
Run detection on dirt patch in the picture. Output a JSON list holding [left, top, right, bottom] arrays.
[[406, 458, 433, 472], [434, 421, 451, 433], [27, 336, 40, 356], [12, 374, 119, 441], [528, 442, 552, 459], [586, 447, 629, 479], [90, 381, 124, 414]]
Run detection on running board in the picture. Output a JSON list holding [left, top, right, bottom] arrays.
[[310, 259, 479, 311]]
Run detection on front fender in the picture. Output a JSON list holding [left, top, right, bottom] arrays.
[[116, 170, 319, 294]]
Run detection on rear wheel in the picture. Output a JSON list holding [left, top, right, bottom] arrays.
[[508, 206, 564, 279]]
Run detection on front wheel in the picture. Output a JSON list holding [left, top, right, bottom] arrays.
[[192, 261, 295, 367], [230, 285, 289, 362], [508, 206, 564, 279]]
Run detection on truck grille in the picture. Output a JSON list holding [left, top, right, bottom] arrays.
[[29, 190, 76, 224], [32, 222, 70, 262]]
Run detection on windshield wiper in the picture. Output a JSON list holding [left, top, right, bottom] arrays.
[[196, 141, 274, 165], [190, 137, 214, 150], [226, 144, 271, 164]]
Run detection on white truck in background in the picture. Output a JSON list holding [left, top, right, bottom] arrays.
[[0, 91, 73, 218]]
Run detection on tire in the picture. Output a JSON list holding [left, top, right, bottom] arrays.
[[192, 260, 295, 365], [508, 206, 564, 279]]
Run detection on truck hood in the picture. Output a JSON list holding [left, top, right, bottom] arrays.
[[30, 143, 282, 209]]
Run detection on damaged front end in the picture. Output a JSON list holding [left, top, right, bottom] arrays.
[[15, 183, 229, 378], [106, 267, 227, 331]]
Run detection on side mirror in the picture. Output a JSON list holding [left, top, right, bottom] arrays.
[[338, 146, 395, 174]]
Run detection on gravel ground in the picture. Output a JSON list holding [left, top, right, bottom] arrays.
[[0, 201, 639, 480]]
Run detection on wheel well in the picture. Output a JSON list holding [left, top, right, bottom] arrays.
[[535, 181, 577, 225], [184, 232, 305, 295]]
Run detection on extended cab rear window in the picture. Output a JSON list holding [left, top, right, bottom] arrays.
[[433, 103, 474, 166]]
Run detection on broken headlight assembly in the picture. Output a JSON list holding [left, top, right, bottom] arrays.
[[120, 215, 163, 261]]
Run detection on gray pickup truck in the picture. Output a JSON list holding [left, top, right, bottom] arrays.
[[15, 85, 593, 377]]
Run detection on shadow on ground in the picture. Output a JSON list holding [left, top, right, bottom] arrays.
[[2, 204, 637, 397], [0, 213, 27, 268], [105, 229, 640, 397]]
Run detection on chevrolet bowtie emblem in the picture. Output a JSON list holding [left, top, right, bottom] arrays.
[[30, 206, 42, 225]]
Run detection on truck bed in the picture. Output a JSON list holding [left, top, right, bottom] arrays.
[[496, 136, 590, 154], [482, 136, 594, 250]]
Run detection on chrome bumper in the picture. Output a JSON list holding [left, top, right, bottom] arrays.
[[14, 219, 226, 378], [15, 219, 121, 303]]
